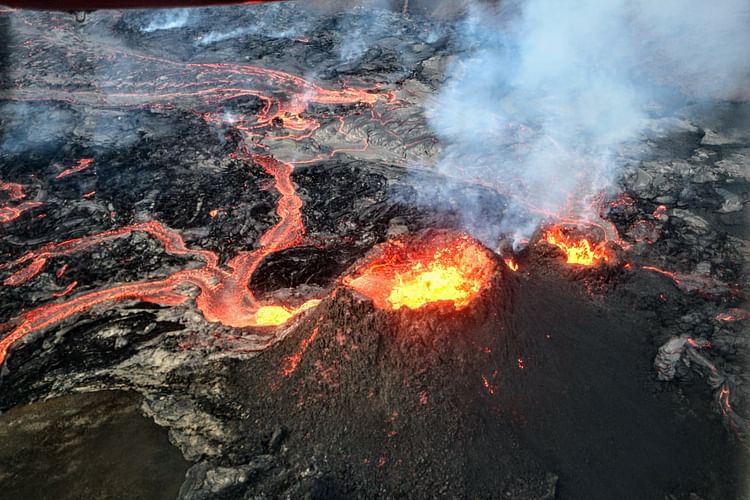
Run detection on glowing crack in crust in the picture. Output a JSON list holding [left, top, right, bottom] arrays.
[[0, 180, 42, 224]]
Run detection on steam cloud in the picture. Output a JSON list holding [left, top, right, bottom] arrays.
[[195, 3, 309, 46], [426, 0, 750, 247], [141, 9, 191, 32]]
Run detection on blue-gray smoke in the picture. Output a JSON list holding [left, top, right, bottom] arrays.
[[426, 0, 750, 246]]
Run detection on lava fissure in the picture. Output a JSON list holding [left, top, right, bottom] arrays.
[[56, 158, 94, 179]]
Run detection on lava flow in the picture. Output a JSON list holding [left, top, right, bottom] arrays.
[[56, 158, 94, 179], [344, 232, 495, 311], [542, 225, 612, 267], [0, 180, 42, 224], [0, 155, 323, 365], [0, 28, 392, 365]]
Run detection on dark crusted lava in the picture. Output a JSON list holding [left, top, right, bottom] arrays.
[[0, 3, 748, 499]]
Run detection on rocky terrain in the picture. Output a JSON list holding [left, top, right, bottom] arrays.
[[0, 3, 747, 499]]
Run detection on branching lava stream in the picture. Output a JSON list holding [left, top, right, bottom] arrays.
[[0, 153, 326, 365], [0, 25, 388, 364]]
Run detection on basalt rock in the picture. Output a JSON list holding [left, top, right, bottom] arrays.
[[0, 3, 747, 499]]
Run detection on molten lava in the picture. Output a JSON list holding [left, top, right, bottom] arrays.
[[0, 180, 42, 224], [0, 54, 385, 365], [715, 308, 750, 322], [344, 233, 494, 311], [56, 158, 94, 179], [254, 300, 322, 327], [542, 226, 612, 266]]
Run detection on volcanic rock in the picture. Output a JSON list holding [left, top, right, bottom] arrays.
[[0, 3, 747, 499]]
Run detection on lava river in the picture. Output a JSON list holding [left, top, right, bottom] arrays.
[[0, 50, 386, 365]]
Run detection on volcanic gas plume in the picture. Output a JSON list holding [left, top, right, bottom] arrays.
[[422, 0, 750, 248]]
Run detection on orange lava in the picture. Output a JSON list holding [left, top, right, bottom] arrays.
[[280, 325, 320, 377], [0, 153, 328, 364], [0, 152, 360, 364], [0, 180, 42, 224], [344, 233, 494, 311], [56, 158, 94, 179], [504, 258, 519, 272], [542, 226, 611, 266], [719, 386, 732, 416], [0, 38, 390, 365], [481, 375, 496, 395], [254, 300, 322, 327], [715, 308, 750, 322]]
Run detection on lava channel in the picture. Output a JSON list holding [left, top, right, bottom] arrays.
[[0, 56, 385, 365], [343, 232, 495, 311], [0, 154, 322, 366]]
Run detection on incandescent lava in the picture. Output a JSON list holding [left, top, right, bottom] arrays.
[[0, 152, 336, 365], [0, 40, 390, 365], [0, 180, 42, 224], [542, 225, 613, 267], [343, 232, 495, 311]]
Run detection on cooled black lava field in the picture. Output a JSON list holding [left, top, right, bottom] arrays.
[[0, 2, 748, 499]]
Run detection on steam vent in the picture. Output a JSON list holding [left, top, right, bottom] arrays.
[[0, 1, 748, 498]]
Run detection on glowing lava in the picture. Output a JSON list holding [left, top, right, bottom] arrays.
[[715, 308, 750, 322], [344, 233, 495, 311], [0, 180, 42, 223], [254, 301, 322, 327], [0, 32, 390, 366], [542, 226, 612, 266], [0, 153, 326, 365], [56, 158, 94, 179]]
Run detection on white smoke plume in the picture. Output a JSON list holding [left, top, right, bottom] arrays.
[[336, 2, 397, 65], [194, 3, 310, 46], [425, 0, 750, 247], [197, 26, 255, 46], [141, 9, 191, 32]]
